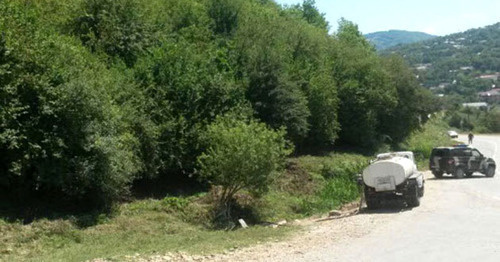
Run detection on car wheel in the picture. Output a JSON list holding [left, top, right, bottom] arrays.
[[485, 166, 496, 177], [465, 172, 473, 177], [454, 167, 465, 179], [432, 171, 443, 178]]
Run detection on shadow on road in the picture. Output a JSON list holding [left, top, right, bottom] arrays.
[[427, 175, 493, 181], [360, 199, 413, 214]]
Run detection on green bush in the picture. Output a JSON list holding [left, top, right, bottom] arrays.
[[401, 114, 454, 167], [133, 39, 247, 175], [306, 176, 359, 213], [255, 154, 368, 219], [161, 197, 191, 211], [303, 154, 367, 213], [197, 115, 292, 221], [445, 106, 500, 134], [476, 108, 500, 133], [0, 3, 145, 206], [71, 0, 152, 67]]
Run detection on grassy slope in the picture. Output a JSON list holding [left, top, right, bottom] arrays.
[[0, 153, 367, 262], [256, 153, 369, 221], [0, 199, 292, 262], [400, 114, 456, 168]]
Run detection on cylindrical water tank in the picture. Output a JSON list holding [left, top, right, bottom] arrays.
[[363, 157, 416, 190]]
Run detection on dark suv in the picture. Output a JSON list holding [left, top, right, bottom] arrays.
[[429, 145, 496, 178]]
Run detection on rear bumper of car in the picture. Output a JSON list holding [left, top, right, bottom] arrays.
[[430, 166, 455, 174]]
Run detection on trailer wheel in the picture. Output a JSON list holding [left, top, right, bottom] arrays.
[[485, 166, 496, 177], [364, 187, 380, 210], [418, 183, 424, 197], [365, 195, 380, 210], [454, 167, 465, 179], [405, 183, 420, 208]]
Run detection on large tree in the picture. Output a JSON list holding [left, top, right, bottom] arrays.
[[333, 19, 397, 148]]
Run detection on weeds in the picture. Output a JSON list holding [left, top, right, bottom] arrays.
[[400, 115, 454, 168], [256, 153, 369, 219], [0, 197, 290, 262]]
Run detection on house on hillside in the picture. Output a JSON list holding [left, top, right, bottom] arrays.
[[415, 64, 431, 70], [478, 88, 500, 103], [462, 102, 489, 109], [439, 83, 450, 88], [478, 73, 500, 81]]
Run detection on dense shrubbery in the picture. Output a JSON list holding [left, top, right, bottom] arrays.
[[256, 153, 369, 219], [0, 0, 436, 209], [198, 115, 291, 222], [445, 106, 500, 133], [400, 114, 454, 167], [0, 4, 146, 205]]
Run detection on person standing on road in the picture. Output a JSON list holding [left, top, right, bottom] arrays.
[[468, 132, 474, 145]]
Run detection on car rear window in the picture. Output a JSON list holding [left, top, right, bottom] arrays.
[[451, 149, 472, 157], [432, 149, 449, 157]]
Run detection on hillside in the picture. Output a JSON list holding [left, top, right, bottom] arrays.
[[365, 30, 436, 50], [384, 23, 500, 101]]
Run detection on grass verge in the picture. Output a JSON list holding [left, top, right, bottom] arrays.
[[400, 114, 455, 169], [0, 198, 292, 262], [0, 153, 368, 262], [255, 153, 370, 221]]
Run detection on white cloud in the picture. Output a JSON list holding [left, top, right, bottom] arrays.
[[423, 27, 438, 35]]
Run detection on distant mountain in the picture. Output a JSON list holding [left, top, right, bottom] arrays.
[[384, 23, 500, 101], [365, 30, 437, 50]]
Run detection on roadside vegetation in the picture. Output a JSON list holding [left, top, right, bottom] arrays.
[[1, 0, 450, 261], [400, 115, 456, 168], [0, 117, 453, 261], [445, 105, 500, 133], [0, 154, 367, 262], [0, 0, 436, 211], [0, 198, 293, 262]]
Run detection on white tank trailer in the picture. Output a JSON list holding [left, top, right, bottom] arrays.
[[362, 152, 424, 209]]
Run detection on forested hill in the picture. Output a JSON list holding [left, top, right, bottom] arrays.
[[365, 30, 436, 50], [0, 0, 435, 207], [384, 22, 500, 100]]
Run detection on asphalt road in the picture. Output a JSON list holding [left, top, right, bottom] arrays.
[[213, 134, 500, 262], [296, 134, 500, 262]]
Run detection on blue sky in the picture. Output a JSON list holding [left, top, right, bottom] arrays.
[[275, 0, 500, 36]]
